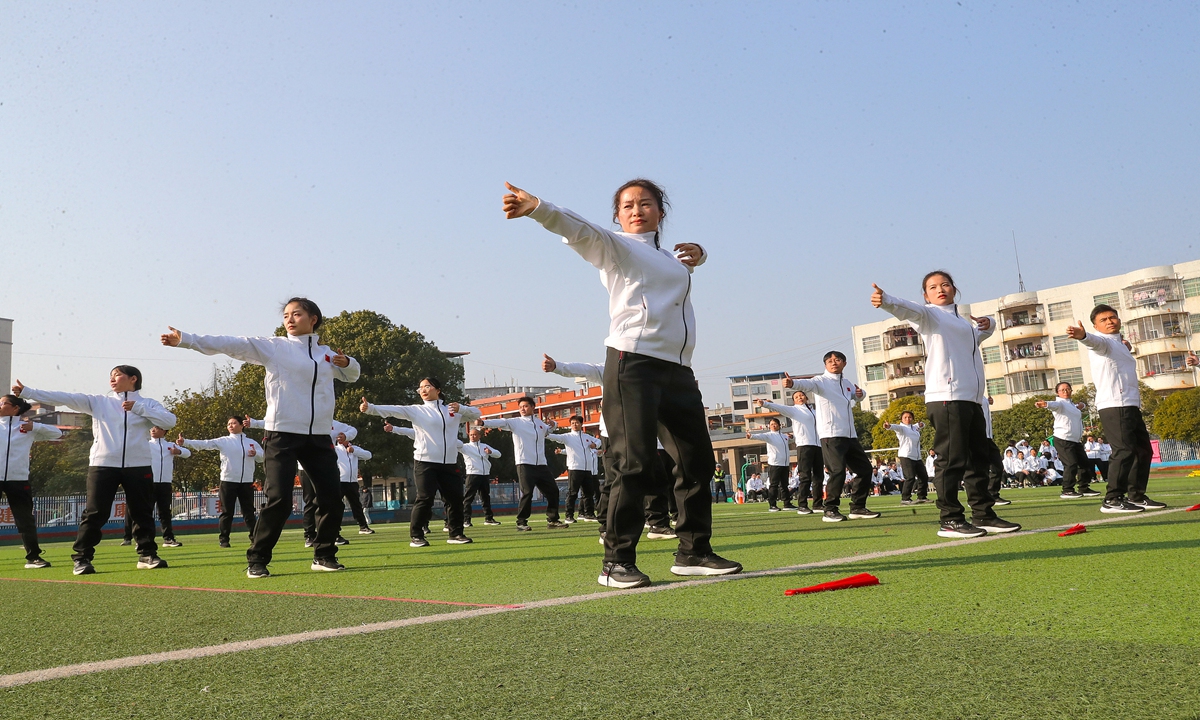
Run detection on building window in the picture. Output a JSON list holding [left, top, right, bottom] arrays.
[[865, 364, 886, 382], [1052, 335, 1077, 354], [869, 395, 889, 412], [981, 346, 1001, 364], [732, 385, 748, 397], [750, 384, 768, 395], [733, 400, 749, 410], [1191, 315, 1200, 335], [1184, 278, 1200, 298], [861, 335, 882, 354], [986, 378, 1008, 396], [1008, 370, 1055, 394], [1092, 291, 1120, 309], [1058, 367, 1084, 386], [1047, 301, 1073, 321], [772, 391, 781, 400]]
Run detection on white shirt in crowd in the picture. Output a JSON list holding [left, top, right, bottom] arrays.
[[482, 415, 555, 466], [925, 453, 937, 476], [459, 440, 501, 476], [877, 291, 994, 403], [748, 429, 791, 467], [548, 430, 601, 471], [789, 373, 862, 439], [1085, 440, 1102, 459], [1099, 443, 1112, 461], [365, 400, 479, 465], [887, 421, 924, 461], [1038, 442, 1059, 461], [759, 401, 820, 447], [335, 444, 372, 484], [1045, 400, 1084, 443], [149, 437, 191, 484], [183, 433, 264, 484], [1, 418, 63, 482], [19, 387, 177, 468], [1078, 330, 1140, 410]]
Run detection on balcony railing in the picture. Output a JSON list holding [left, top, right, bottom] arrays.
[[1004, 346, 1049, 362], [1001, 315, 1044, 329]]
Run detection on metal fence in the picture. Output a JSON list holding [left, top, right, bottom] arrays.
[[1155, 438, 1200, 464]]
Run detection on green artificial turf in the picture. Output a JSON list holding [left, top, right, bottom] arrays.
[[1, 473, 1197, 719]]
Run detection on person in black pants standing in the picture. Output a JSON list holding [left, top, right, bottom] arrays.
[[548, 415, 601, 523], [481, 397, 568, 532], [163, 298, 360, 577], [0, 394, 63, 568], [760, 391, 823, 514], [1036, 382, 1096, 499], [180, 417, 264, 548], [125, 426, 190, 547], [883, 411, 928, 505], [504, 179, 740, 587], [712, 463, 728, 503], [335, 433, 374, 535], [14, 367, 175, 574], [458, 426, 502, 526]]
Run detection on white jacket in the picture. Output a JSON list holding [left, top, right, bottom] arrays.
[[790, 373, 861, 439], [177, 332, 361, 436], [549, 360, 607, 437], [1, 418, 62, 482], [385, 425, 415, 439], [1099, 443, 1112, 461], [1037, 442, 1059, 460], [19, 388, 177, 468], [459, 441, 500, 476], [749, 430, 791, 466], [1079, 331, 1140, 410], [530, 201, 705, 367], [149, 437, 191, 484], [925, 454, 937, 476], [1085, 440, 1102, 459], [183, 433, 263, 484], [760, 401, 819, 447], [887, 422, 924, 461], [482, 415, 554, 466], [1003, 453, 1020, 474], [335, 444, 371, 484], [878, 292, 994, 403], [548, 430, 600, 471], [248, 416, 357, 443], [365, 400, 479, 465]]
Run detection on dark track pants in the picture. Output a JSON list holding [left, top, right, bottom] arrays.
[[766, 465, 790, 508], [515, 463, 560, 525], [218, 481, 257, 542], [342, 482, 369, 529], [984, 440, 1004, 499], [73, 466, 157, 562], [926, 401, 996, 524], [1098, 407, 1153, 503], [899, 457, 929, 501], [301, 470, 317, 539], [124, 483, 176, 542], [463, 474, 494, 522], [252, 433, 342, 565], [794, 445, 823, 508], [0, 481, 41, 561], [713, 480, 727, 502], [565, 470, 597, 518], [1055, 438, 1089, 493], [412, 461, 464, 538], [819, 437, 872, 512], [602, 348, 714, 565], [645, 450, 676, 528]]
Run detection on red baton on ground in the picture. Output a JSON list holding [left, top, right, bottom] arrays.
[[784, 572, 880, 596], [1186, 503, 1200, 512], [1058, 523, 1087, 537]]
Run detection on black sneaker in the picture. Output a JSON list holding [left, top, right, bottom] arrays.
[[564, 516, 577, 524], [812, 503, 824, 512], [73, 560, 95, 576], [409, 537, 430, 548], [311, 558, 345, 572], [484, 519, 502, 526], [137, 555, 168, 569], [162, 538, 183, 548], [976, 518, 1021, 534], [219, 540, 231, 548], [358, 527, 375, 535], [24, 557, 51, 569], [578, 513, 598, 522], [1130, 496, 1166, 510], [1079, 486, 1102, 498], [598, 561, 651, 589], [938, 521, 987, 539], [598, 530, 607, 546], [646, 526, 677, 540], [900, 499, 914, 506], [447, 535, 473, 544], [822, 509, 846, 523], [796, 505, 814, 515], [848, 508, 881, 520], [1100, 498, 1144, 514], [547, 520, 569, 529], [670, 553, 743, 577], [462, 521, 473, 528], [516, 523, 532, 532], [442, 526, 451, 532], [304, 537, 315, 548], [992, 497, 1012, 506], [246, 563, 270, 579], [120, 539, 132, 546], [768, 506, 781, 513], [1059, 491, 1084, 499], [783, 504, 797, 510], [334, 536, 350, 546]]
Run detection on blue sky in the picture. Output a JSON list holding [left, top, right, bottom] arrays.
[[2, 1, 1196, 406]]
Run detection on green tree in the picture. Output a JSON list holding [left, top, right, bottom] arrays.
[[1152, 387, 1200, 442], [165, 364, 267, 490], [989, 395, 1054, 446], [28, 428, 93, 495], [853, 407, 878, 448], [871, 396, 933, 460], [1138, 380, 1161, 428]]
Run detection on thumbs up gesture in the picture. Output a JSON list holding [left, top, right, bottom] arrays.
[[541, 353, 557, 372], [331, 349, 350, 368], [1066, 321, 1086, 340], [360, 396, 370, 413], [782, 372, 794, 389], [502, 182, 539, 219], [871, 284, 884, 308], [161, 327, 182, 347], [1187, 352, 1199, 367]]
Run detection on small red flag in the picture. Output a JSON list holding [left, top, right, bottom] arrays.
[[1186, 503, 1200, 512], [1058, 523, 1087, 537], [784, 572, 880, 596]]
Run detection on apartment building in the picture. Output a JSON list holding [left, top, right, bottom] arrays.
[[851, 261, 1200, 412]]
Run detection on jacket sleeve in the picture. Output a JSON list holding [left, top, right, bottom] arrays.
[[789, 377, 821, 396], [528, 200, 634, 273], [552, 361, 605, 385], [748, 432, 767, 440], [18, 388, 98, 415], [131, 398, 177, 430], [483, 444, 501, 458], [175, 445, 192, 458], [546, 434, 567, 445], [183, 438, 219, 451], [878, 291, 938, 332], [177, 332, 278, 366], [455, 404, 481, 422], [247, 417, 266, 430], [333, 356, 361, 383], [482, 418, 512, 431], [1078, 331, 1114, 357], [353, 447, 373, 461], [332, 420, 358, 442], [586, 436, 601, 449], [252, 441, 266, 464], [30, 423, 64, 441], [975, 316, 996, 342], [387, 426, 416, 438], [365, 402, 417, 422], [1046, 400, 1067, 413]]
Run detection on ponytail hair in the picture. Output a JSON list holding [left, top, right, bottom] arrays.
[[2, 395, 31, 415], [111, 365, 143, 391]]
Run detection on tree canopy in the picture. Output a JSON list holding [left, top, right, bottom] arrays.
[[871, 395, 933, 459], [1153, 387, 1200, 443]]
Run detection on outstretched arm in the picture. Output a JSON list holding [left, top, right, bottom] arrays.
[[162, 328, 277, 366]]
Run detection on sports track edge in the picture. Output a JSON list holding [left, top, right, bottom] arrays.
[[0, 506, 1185, 689]]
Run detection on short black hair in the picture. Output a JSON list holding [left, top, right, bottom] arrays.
[[517, 396, 536, 407], [900, 410, 915, 420], [569, 415, 583, 424], [1055, 381, 1072, 394], [1090, 304, 1118, 325], [823, 350, 847, 363], [227, 415, 244, 426], [111, 365, 142, 391]]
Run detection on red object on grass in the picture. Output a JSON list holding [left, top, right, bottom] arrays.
[[1058, 523, 1087, 537], [1186, 503, 1200, 512], [784, 572, 880, 596]]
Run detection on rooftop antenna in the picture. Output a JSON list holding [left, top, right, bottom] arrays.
[[1012, 230, 1026, 292]]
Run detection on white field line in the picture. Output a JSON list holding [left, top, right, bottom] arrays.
[[0, 506, 1187, 689]]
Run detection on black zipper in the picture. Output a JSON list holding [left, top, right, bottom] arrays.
[[307, 337, 318, 435], [158, 440, 164, 482], [532, 416, 542, 464], [4, 420, 11, 482], [679, 273, 692, 365], [239, 435, 246, 483], [121, 392, 128, 468], [439, 401, 448, 464]]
